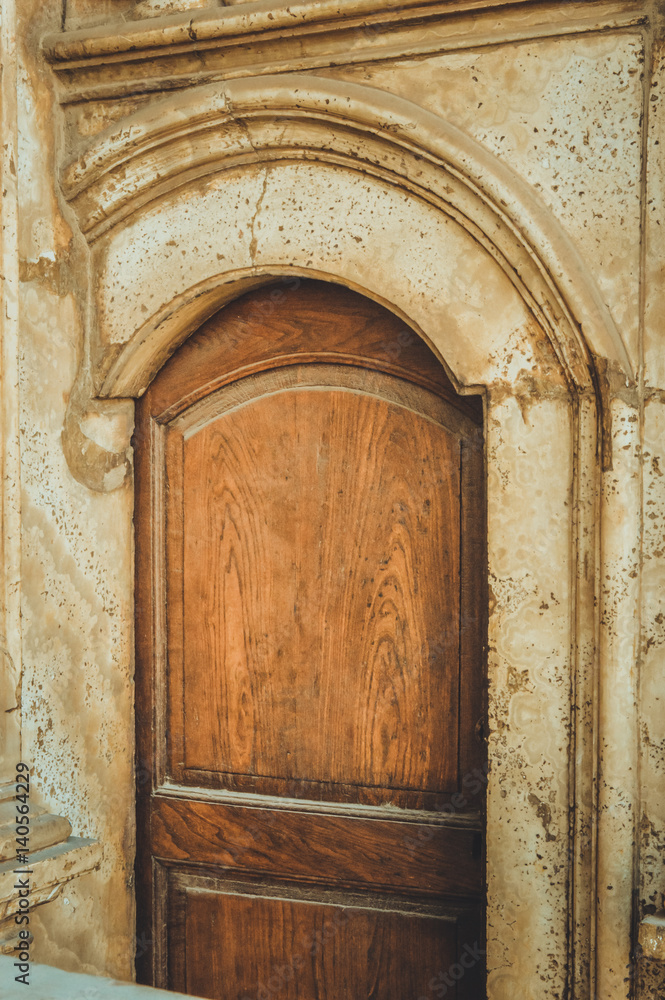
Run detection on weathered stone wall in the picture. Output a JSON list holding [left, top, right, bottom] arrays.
[[7, 0, 136, 979], [0, 1, 663, 997]]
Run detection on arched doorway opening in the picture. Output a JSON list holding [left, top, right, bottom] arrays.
[[134, 279, 487, 998]]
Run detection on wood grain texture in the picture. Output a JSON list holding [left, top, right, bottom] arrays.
[[174, 377, 461, 799], [134, 399, 157, 985], [135, 280, 487, 996], [176, 887, 464, 1000], [151, 795, 482, 898], [144, 279, 482, 427]]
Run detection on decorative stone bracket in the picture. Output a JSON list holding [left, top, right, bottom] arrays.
[[62, 372, 134, 493], [0, 783, 102, 954]]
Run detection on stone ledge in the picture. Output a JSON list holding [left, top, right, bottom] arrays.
[[41, 0, 646, 104], [0, 809, 72, 862], [0, 781, 73, 863], [0, 957, 202, 999], [42, 0, 555, 63], [0, 837, 103, 954]]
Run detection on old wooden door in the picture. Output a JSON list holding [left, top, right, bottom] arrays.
[[135, 280, 486, 999]]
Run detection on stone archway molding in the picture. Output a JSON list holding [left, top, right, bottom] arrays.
[[64, 75, 630, 382], [59, 75, 631, 495], [55, 73, 639, 1000]]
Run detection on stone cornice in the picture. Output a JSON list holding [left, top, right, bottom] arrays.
[[47, 0, 540, 60], [42, 0, 647, 104]]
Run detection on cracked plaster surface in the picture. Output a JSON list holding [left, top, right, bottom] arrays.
[[95, 159, 547, 391]]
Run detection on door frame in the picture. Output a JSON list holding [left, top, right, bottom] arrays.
[[59, 76, 638, 999]]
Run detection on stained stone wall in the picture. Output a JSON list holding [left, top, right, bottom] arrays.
[[1, 2, 664, 998]]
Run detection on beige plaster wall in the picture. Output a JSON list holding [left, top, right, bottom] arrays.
[[2, 1, 664, 997], [12, 0, 136, 979], [637, 14, 665, 999], [0, 0, 22, 782], [639, 398, 665, 998], [319, 29, 644, 370]]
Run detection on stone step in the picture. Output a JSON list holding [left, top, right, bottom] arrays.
[[0, 956, 204, 999]]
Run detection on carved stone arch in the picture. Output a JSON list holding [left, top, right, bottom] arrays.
[[58, 75, 631, 497], [58, 74, 629, 1000], [62, 76, 630, 398]]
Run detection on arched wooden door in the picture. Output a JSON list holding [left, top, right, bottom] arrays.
[[134, 280, 486, 999]]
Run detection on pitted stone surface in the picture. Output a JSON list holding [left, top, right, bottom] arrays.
[[1, 1, 663, 997], [321, 30, 644, 373]]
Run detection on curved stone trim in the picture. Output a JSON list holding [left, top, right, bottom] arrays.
[[89, 185, 561, 398], [61, 75, 631, 383]]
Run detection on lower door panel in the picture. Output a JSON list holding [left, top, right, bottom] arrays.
[[166, 869, 485, 1000]]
